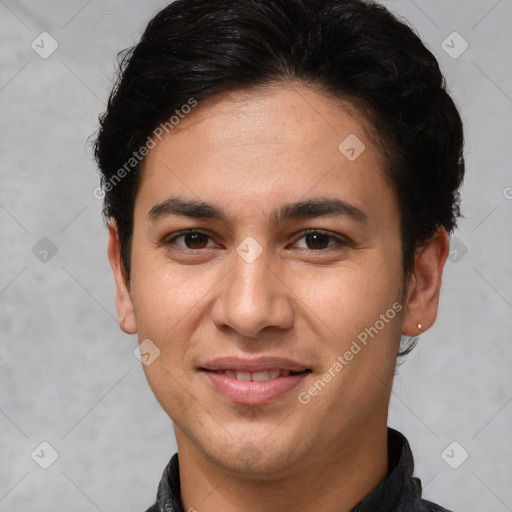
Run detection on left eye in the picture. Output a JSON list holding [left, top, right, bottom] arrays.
[[292, 231, 345, 250]]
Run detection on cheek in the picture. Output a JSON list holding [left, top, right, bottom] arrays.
[[297, 261, 403, 415], [130, 262, 203, 411], [129, 247, 212, 330], [291, 256, 402, 336], [128, 248, 227, 384]]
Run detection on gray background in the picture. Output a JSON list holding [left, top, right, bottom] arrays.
[[1, 0, 511, 510]]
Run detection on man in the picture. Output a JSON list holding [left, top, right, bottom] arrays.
[[94, 0, 464, 510]]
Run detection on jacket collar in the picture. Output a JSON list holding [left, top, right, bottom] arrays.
[[351, 428, 423, 511]]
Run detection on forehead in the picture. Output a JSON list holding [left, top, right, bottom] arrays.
[[155, 83, 378, 158], [136, 83, 396, 226]]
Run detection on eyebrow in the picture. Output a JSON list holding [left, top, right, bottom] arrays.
[[147, 196, 370, 225]]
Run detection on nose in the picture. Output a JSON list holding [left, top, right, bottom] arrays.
[[211, 242, 294, 338]]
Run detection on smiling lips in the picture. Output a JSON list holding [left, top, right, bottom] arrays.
[[200, 357, 311, 405], [221, 369, 291, 381]]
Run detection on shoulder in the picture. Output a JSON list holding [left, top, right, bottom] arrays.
[[415, 497, 454, 512]]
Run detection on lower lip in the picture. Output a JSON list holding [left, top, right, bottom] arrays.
[[202, 371, 308, 405]]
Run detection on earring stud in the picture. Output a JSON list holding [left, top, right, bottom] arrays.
[[417, 323, 422, 330]]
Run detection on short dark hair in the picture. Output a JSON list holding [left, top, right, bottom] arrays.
[[94, 0, 464, 278]]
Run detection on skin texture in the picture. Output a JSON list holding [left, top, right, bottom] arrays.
[[108, 82, 449, 512]]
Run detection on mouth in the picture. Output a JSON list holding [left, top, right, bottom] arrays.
[[208, 368, 304, 381], [199, 357, 312, 405]]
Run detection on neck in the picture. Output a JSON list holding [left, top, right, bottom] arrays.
[[177, 424, 389, 512]]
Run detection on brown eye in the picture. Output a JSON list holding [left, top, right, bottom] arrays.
[[166, 230, 215, 250], [304, 233, 331, 250], [183, 232, 209, 249], [293, 230, 346, 251]]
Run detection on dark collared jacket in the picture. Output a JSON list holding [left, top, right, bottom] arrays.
[[145, 429, 453, 512]]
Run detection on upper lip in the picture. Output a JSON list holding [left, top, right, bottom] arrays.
[[200, 356, 310, 373]]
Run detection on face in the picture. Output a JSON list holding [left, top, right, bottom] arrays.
[[109, 83, 444, 478]]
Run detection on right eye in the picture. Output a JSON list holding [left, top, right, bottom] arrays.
[[165, 230, 217, 250]]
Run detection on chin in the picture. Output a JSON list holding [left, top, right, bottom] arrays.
[[199, 431, 310, 479]]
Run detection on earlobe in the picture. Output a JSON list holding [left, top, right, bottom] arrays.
[[107, 220, 137, 334], [402, 227, 450, 336]]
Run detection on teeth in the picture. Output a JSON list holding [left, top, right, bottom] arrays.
[[224, 369, 291, 381], [252, 371, 271, 381], [236, 371, 252, 381]]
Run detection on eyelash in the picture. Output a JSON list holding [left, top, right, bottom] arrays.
[[164, 229, 348, 252]]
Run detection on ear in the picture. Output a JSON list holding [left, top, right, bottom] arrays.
[[107, 220, 137, 334], [402, 227, 450, 336]]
